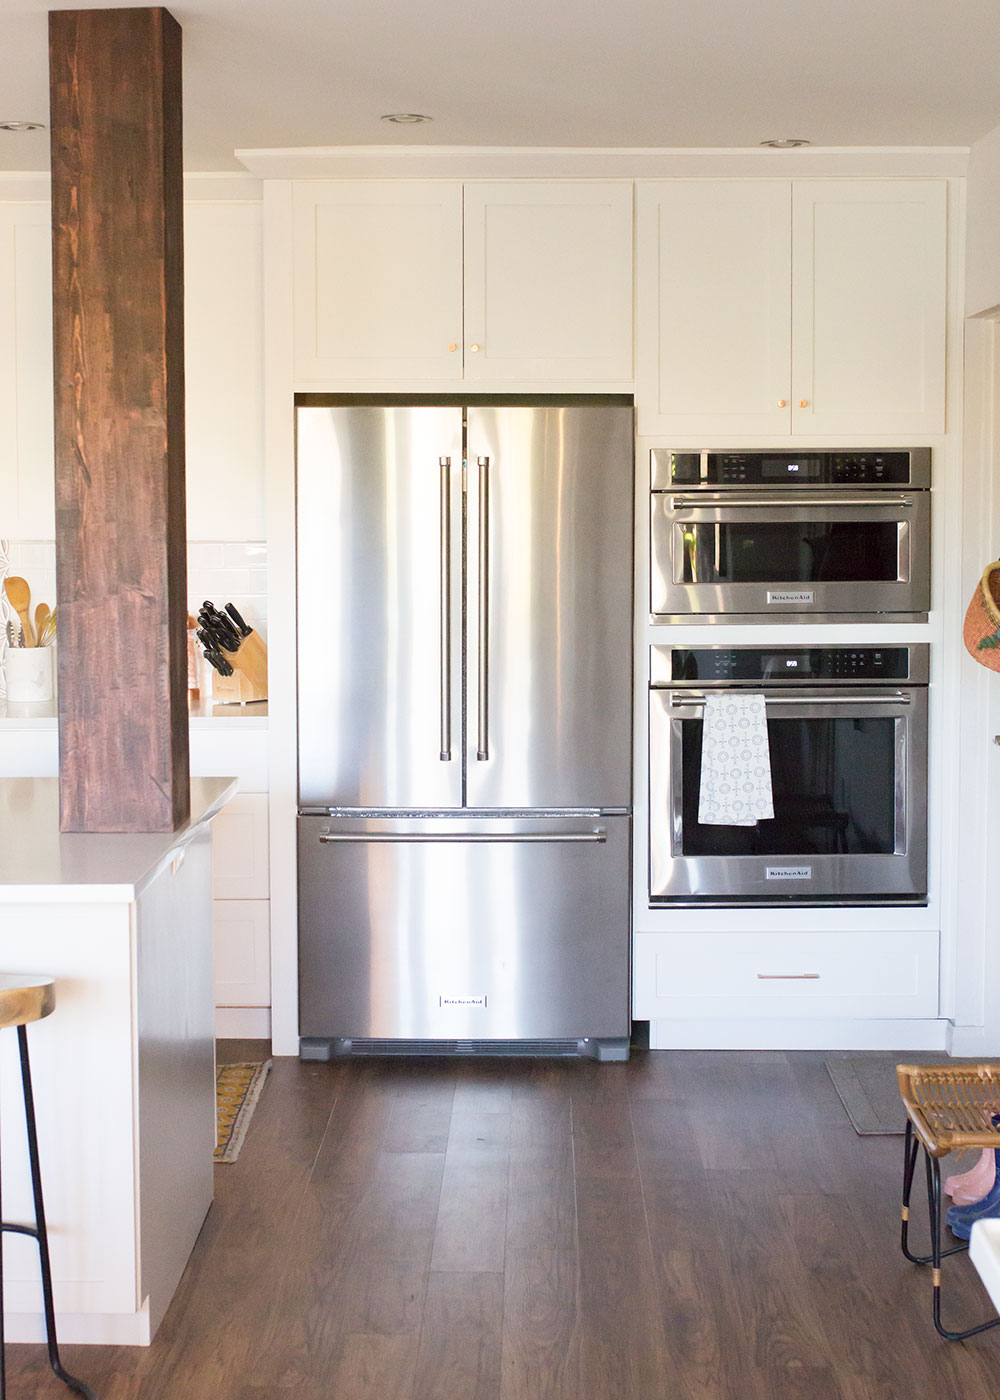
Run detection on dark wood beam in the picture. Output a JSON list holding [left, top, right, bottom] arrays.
[[49, 7, 189, 832]]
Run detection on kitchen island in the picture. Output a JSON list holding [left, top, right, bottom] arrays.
[[0, 776, 235, 1345]]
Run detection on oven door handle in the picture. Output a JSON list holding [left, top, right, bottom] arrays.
[[665, 692, 912, 707], [667, 494, 916, 511]]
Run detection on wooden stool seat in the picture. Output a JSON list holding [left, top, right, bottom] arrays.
[[898, 1062, 1000, 1341], [0, 974, 96, 1398], [0, 976, 55, 1031]]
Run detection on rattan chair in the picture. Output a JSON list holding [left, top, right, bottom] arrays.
[[898, 1062, 1000, 1340]]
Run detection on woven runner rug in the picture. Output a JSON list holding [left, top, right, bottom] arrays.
[[825, 1052, 987, 1136], [215, 1060, 271, 1162]]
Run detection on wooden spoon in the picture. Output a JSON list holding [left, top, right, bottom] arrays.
[[34, 602, 50, 645], [3, 576, 34, 646]]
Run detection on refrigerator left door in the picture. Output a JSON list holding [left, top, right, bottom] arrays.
[[296, 405, 464, 808]]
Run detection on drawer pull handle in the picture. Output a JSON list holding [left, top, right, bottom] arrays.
[[756, 973, 820, 980]]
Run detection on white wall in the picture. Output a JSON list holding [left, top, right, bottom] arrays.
[[965, 121, 1000, 315]]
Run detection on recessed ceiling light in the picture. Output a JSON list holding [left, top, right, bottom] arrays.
[[0, 120, 45, 133], [380, 113, 433, 125], [760, 138, 811, 149]]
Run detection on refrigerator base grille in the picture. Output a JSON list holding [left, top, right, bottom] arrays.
[[300, 1036, 630, 1062]]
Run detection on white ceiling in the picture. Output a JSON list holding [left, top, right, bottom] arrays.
[[2, 0, 1000, 172]]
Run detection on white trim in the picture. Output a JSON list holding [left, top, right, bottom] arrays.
[[262, 181, 301, 1058], [4, 1300, 152, 1347], [215, 1006, 272, 1039], [648, 1017, 950, 1051], [236, 145, 969, 181]]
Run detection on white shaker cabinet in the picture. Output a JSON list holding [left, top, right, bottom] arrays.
[[0, 202, 55, 539], [292, 179, 633, 385], [209, 791, 271, 1022], [636, 178, 946, 437], [462, 182, 633, 383]]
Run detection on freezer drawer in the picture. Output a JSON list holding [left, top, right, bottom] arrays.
[[297, 814, 631, 1044]]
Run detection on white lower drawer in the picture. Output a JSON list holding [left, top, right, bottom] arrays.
[[633, 927, 939, 1020]]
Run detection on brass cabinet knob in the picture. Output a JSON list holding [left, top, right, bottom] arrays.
[[777, 399, 787, 408], [798, 399, 809, 408], [469, 343, 481, 353], [447, 343, 458, 352]]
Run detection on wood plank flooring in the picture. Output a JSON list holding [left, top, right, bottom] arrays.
[[10, 1049, 1000, 1398]]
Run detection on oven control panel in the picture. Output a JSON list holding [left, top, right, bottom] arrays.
[[658, 646, 928, 685], [652, 448, 931, 490]]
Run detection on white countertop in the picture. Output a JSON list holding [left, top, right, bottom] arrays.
[[970, 1218, 1000, 1317], [0, 698, 268, 729], [0, 776, 237, 903]]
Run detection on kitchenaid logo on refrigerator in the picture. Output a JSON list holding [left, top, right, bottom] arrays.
[[765, 867, 813, 881], [439, 995, 488, 1008], [766, 590, 815, 605]]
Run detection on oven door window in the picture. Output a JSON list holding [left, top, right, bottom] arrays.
[[679, 714, 898, 856], [676, 521, 901, 584]]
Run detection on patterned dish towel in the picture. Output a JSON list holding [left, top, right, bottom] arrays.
[[698, 693, 774, 826]]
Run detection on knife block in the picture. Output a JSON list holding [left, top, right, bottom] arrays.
[[213, 631, 268, 705]]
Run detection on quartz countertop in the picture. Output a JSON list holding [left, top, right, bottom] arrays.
[[0, 698, 267, 728], [0, 776, 237, 903]]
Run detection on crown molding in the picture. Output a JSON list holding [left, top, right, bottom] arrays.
[[235, 144, 970, 181]]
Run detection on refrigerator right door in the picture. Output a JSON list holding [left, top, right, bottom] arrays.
[[465, 403, 634, 810]]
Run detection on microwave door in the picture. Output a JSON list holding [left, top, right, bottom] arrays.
[[650, 492, 930, 620]]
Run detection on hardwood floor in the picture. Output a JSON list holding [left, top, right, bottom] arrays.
[[11, 1050, 1000, 1398]]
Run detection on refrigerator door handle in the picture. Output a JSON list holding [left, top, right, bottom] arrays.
[[476, 455, 490, 761], [318, 829, 608, 844], [439, 456, 453, 761]]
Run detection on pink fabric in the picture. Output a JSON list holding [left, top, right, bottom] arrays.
[[945, 1148, 996, 1205]]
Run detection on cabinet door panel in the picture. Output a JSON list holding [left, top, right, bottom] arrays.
[[463, 181, 633, 383], [212, 899, 271, 1007], [791, 180, 946, 435], [211, 793, 269, 899], [636, 181, 791, 436], [293, 181, 464, 382], [0, 204, 55, 537]]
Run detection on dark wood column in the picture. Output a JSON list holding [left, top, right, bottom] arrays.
[[49, 7, 189, 832]]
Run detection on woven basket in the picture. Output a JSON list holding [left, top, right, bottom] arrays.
[[963, 561, 1000, 671]]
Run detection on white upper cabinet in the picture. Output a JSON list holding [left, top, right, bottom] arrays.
[[636, 181, 791, 437], [462, 182, 633, 383], [184, 201, 265, 541], [791, 181, 946, 436], [636, 178, 947, 437], [0, 203, 55, 538], [293, 181, 465, 383], [292, 180, 634, 386]]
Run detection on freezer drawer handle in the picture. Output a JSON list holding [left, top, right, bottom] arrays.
[[439, 456, 452, 761], [318, 829, 607, 844]]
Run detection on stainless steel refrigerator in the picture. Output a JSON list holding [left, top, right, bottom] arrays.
[[295, 399, 634, 1059]]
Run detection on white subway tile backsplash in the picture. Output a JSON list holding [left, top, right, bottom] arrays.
[[2, 540, 268, 639]]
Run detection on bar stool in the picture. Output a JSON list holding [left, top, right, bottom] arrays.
[[0, 975, 96, 1398], [898, 1062, 1000, 1341]]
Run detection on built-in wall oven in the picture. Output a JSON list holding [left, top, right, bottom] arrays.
[[649, 644, 929, 906], [650, 448, 931, 623]]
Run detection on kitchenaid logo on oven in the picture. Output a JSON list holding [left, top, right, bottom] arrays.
[[766, 867, 813, 881]]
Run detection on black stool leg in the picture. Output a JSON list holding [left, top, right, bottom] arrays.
[[921, 1143, 1000, 1341], [900, 1121, 965, 1267], [12, 1025, 97, 1399]]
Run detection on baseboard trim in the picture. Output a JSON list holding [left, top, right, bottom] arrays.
[[649, 1016, 950, 1051], [216, 1006, 272, 1039]]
